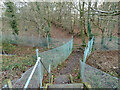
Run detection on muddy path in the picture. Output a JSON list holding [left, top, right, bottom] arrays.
[[49, 25, 85, 84], [53, 50, 84, 84]]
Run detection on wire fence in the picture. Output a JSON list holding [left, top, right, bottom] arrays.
[[9, 37, 73, 88], [1, 34, 70, 48], [82, 62, 118, 88], [80, 37, 94, 81], [80, 37, 119, 88], [2, 33, 119, 88], [94, 36, 119, 51]]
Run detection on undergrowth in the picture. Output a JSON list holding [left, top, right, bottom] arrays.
[[2, 55, 36, 73], [1, 55, 36, 88], [2, 41, 17, 54]]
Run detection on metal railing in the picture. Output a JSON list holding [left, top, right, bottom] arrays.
[[24, 49, 52, 89], [23, 37, 73, 89], [24, 57, 41, 89]]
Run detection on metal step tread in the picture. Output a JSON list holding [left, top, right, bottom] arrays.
[[48, 83, 83, 88]]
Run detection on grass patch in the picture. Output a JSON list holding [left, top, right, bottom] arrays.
[[2, 55, 36, 72], [1, 55, 36, 87], [2, 42, 17, 54]]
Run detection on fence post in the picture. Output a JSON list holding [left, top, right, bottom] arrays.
[[92, 36, 95, 51], [71, 36, 73, 51], [36, 49, 38, 60], [36, 49, 43, 88], [39, 59, 42, 88], [7, 79, 12, 89], [80, 60, 85, 82], [47, 35, 50, 49], [88, 40, 91, 56], [49, 64, 51, 83], [32, 34, 34, 47]]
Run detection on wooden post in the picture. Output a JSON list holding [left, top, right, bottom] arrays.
[[69, 74, 73, 83], [83, 82, 92, 89], [7, 79, 12, 89]]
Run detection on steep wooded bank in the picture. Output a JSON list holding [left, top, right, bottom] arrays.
[[2, 2, 119, 46]]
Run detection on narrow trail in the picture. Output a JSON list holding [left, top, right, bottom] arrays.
[[51, 25, 88, 45], [50, 25, 84, 84], [53, 51, 84, 84]]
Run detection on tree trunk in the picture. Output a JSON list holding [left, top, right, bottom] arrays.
[[87, 2, 92, 40], [79, 1, 86, 46]]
